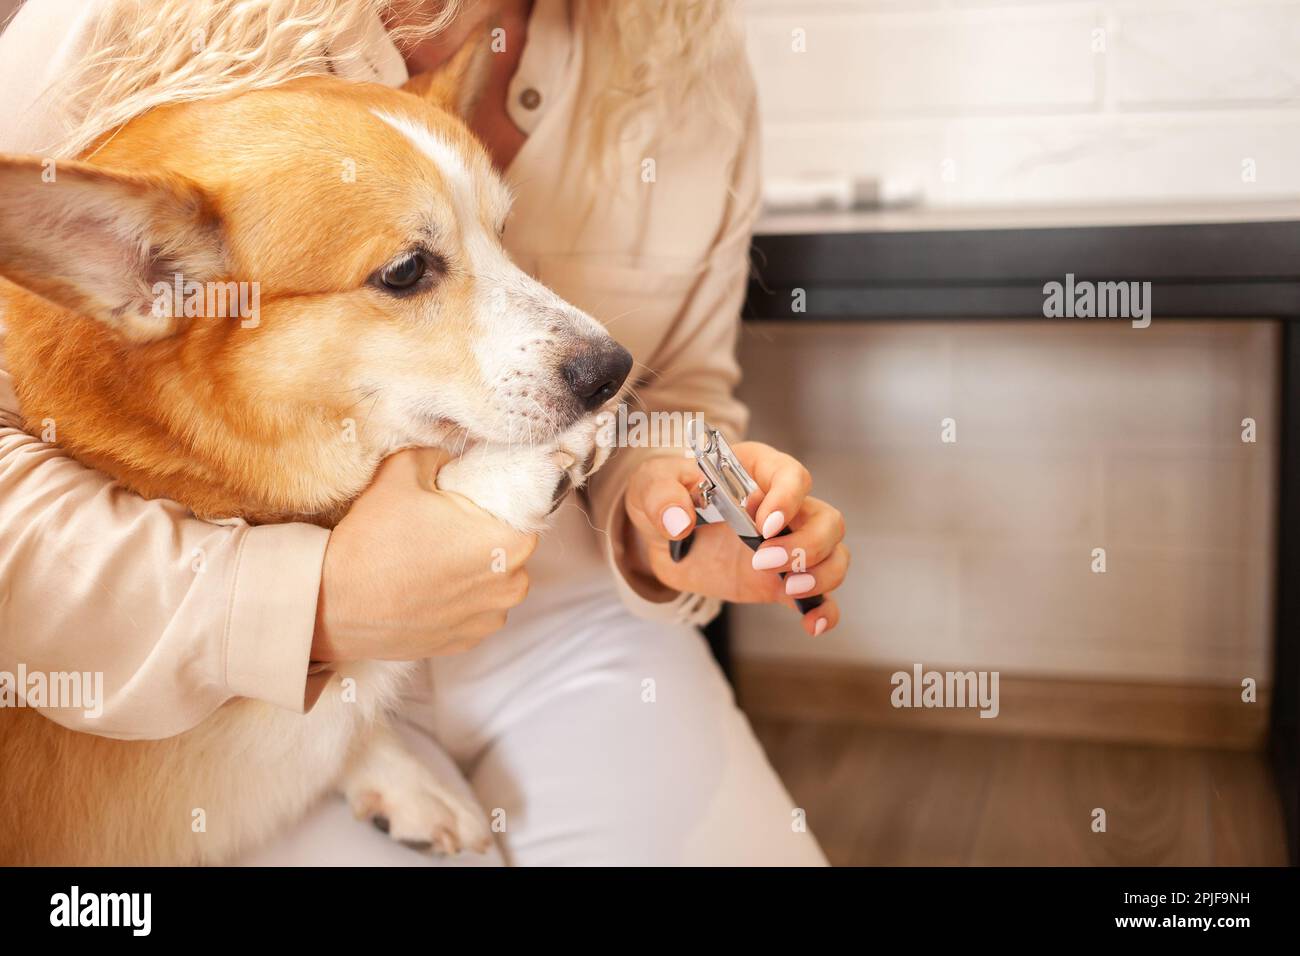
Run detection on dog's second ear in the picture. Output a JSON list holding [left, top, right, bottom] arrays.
[[402, 26, 494, 120], [0, 156, 226, 342]]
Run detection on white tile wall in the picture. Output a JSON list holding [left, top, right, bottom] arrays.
[[744, 0, 1300, 205], [1113, 1, 1300, 108], [749, 4, 1103, 121]]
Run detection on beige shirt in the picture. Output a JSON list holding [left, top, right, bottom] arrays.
[[0, 0, 757, 739]]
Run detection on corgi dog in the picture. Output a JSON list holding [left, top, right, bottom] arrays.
[[0, 39, 632, 864]]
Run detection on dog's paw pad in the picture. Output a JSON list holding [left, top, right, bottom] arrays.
[[348, 783, 490, 856]]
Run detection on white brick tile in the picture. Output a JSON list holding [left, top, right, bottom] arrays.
[[738, 322, 953, 453], [759, 110, 1300, 204], [1106, 450, 1267, 552], [951, 323, 1235, 450], [732, 534, 961, 661], [744, 4, 1103, 122], [1112, 0, 1300, 108], [957, 545, 1266, 681]]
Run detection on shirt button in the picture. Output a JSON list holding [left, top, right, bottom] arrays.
[[519, 87, 542, 110]]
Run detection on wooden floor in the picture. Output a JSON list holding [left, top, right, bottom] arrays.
[[750, 718, 1289, 866]]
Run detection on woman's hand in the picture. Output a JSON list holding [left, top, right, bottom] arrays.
[[623, 442, 848, 636], [312, 448, 538, 662]]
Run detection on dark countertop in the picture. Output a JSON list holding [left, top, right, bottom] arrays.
[[745, 202, 1300, 321]]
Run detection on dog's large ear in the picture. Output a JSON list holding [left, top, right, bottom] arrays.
[[402, 27, 494, 119], [0, 156, 225, 342]]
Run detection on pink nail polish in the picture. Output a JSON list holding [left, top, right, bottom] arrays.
[[813, 617, 828, 636], [751, 546, 788, 571], [785, 573, 815, 595], [761, 510, 785, 539], [662, 506, 691, 537]]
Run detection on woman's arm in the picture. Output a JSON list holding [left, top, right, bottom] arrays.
[[0, 349, 333, 738], [0, 348, 539, 740]]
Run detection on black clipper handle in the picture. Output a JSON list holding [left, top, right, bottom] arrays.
[[669, 525, 825, 615]]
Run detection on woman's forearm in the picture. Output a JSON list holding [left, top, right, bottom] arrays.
[[0, 420, 330, 739]]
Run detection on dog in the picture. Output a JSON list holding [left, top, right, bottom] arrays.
[[0, 38, 633, 864]]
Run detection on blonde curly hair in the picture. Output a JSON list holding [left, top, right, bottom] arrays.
[[49, 0, 742, 160]]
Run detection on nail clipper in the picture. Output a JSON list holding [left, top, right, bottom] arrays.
[[669, 418, 825, 615]]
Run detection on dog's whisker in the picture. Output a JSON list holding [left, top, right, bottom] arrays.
[[631, 359, 663, 383], [357, 387, 383, 433], [619, 384, 648, 412], [518, 396, 559, 442], [598, 306, 645, 329]]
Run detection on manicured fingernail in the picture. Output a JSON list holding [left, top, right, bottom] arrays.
[[752, 546, 788, 571], [662, 506, 691, 537], [813, 617, 828, 636], [761, 510, 785, 539], [785, 573, 815, 595]]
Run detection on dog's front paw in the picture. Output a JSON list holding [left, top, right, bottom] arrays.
[[340, 727, 492, 856], [347, 777, 491, 856], [436, 413, 616, 532]]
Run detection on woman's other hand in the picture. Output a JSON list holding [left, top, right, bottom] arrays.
[[623, 442, 848, 636]]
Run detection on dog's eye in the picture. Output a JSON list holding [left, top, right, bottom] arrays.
[[375, 253, 430, 294]]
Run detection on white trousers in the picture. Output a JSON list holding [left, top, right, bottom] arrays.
[[242, 571, 826, 866]]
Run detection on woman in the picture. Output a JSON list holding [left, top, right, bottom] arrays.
[[0, 0, 848, 865]]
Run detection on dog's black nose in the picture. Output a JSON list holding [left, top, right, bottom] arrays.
[[563, 341, 633, 411]]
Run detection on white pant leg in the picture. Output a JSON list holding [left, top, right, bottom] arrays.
[[241, 577, 825, 866], [417, 584, 828, 867]]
